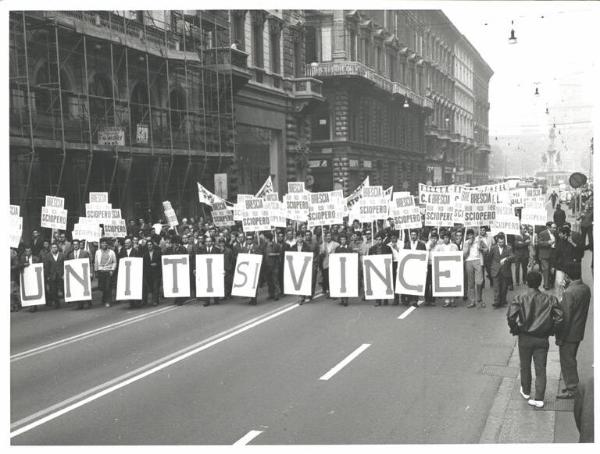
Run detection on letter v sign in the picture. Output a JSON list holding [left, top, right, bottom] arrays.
[[285, 253, 312, 295]]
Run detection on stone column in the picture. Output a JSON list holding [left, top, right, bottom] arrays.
[[332, 10, 347, 62]]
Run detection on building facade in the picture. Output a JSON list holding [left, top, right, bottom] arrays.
[[10, 10, 247, 231]]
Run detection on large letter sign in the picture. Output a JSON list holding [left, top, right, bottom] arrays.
[[195, 254, 225, 298], [395, 250, 428, 296], [329, 253, 358, 298], [232, 253, 263, 297], [20, 263, 46, 307], [432, 251, 464, 297], [63, 259, 92, 302], [283, 252, 313, 296], [116, 257, 144, 300], [162, 255, 191, 298], [362, 255, 394, 300]]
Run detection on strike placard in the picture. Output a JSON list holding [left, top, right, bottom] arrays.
[[242, 198, 271, 232], [212, 201, 235, 228], [362, 255, 395, 300], [308, 191, 344, 228], [328, 253, 358, 298], [195, 254, 225, 297], [431, 251, 464, 297], [232, 253, 263, 297], [161, 254, 190, 298], [41, 206, 68, 230], [521, 208, 548, 227], [63, 258, 92, 302], [283, 252, 313, 296], [86, 203, 113, 220], [116, 257, 144, 300], [20, 263, 46, 307], [89, 192, 109, 204], [9, 215, 23, 249], [284, 192, 310, 222], [104, 219, 127, 238], [10, 205, 20, 216], [395, 250, 428, 296], [424, 204, 454, 227], [45, 195, 64, 209]]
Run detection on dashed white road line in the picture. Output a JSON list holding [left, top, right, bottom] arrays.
[[319, 343, 371, 381], [398, 306, 416, 319], [10, 303, 300, 438], [233, 430, 263, 445], [11, 306, 177, 362]]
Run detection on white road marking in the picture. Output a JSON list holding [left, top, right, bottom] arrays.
[[398, 306, 416, 319], [233, 430, 263, 445], [10, 303, 300, 438], [319, 343, 371, 381], [11, 306, 177, 362]]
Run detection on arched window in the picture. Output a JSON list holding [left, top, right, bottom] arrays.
[[130, 82, 149, 129], [34, 61, 70, 117], [88, 73, 113, 124]]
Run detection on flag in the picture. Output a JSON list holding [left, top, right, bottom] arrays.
[[197, 182, 222, 206], [255, 176, 274, 199], [345, 176, 370, 212], [383, 186, 393, 200]]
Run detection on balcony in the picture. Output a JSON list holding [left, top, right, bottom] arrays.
[[291, 77, 324, 101], [478, 143, 492, 153], [203, 47, 251, 81], [306, 61, 431, 110]]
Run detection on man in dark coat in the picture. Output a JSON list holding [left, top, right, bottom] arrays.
[[117, 237, 142, 307], [195, 236, 223, 307], [333, 234, 354, 306], [553, 203, 567, 229], [369, 233, 392, 307], [556, 264, 591, 399], [488, 233, 514, 308], [44, 243, 65, 309], [142, 240, 162, 306], [219, 237, 235, 300]]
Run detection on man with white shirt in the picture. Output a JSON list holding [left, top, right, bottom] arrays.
[[66, 240, 92, 309], [437, 231, 459, 307], [319, 231, 339, 299], [464, 228, 488, 308], [95, 238, 117, 307]]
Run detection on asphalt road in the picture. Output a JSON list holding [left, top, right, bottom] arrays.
[[10, 253, 592, 445]]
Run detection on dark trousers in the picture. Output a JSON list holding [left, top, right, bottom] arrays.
[[425, 264, 433, 303], [559, 341, 581, 392], [310, 266, 318, 298], [518, 334, 549, 401], [484, 263, 493, 287], [540, 258, 554, 289], [514, 255, 529, 285], [581, 225, 593, 250], [47, 277, 62, 305], [97, 271, 113, 304], [224, 271, 233, 297], [143, 276, 161, 305], [493, 273, 510, 306], [392, 261, 399, 303], [322, 268, 330, 295], [265, 266, 280, 298]]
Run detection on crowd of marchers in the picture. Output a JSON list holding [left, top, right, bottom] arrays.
[[10, 195, 592, 313]]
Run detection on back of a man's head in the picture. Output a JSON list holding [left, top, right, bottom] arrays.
[[565, 263, 582, 281], [526, 271, 543, 289]]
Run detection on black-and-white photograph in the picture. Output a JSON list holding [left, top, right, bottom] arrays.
[[5, 0, 596, 446]]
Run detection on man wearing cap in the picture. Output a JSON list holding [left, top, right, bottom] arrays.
[[94, 238, 117, 307], [555, 264, 591, 399], [489, 233, 514, 308]]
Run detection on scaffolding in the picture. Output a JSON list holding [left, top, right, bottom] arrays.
[[10, 10, 240, 232]]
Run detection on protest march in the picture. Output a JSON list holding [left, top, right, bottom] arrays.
[[10, 176, 588, 312]]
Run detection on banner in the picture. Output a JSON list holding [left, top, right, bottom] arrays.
[[510, 188, 525, 208], [212, 201, 235, 228], [89, 192, 109, 204], [163, 201, 179, 228], [284, 191, 310, 222], [19, 263, 46, 307], [264, 193, 287, 228], [41, 206, 68, 230], [424, 204, 454, 227], [389, 195, 422, 230], [63, 258, 92, 302], [72, 223, 101, 243], [283, 252, 313, 296], [358, 186, 389, 223], [521, 208, 548, 227], [255, 176, 274, 199], [195, 254, 225, 297], [197, 182, 221, 206], [9, 215, 23, 248], [231, 253, 263, 297], [491, 204, 521, 236], [431, 252, 464, 297], [45, 195, 65, 209], [103, 219, 127, 238], [85, 203, 113, 220], [241, 198, 271, 232], [308, 191, 344, 228], [394, 250, 428, 296], [418, 184, 454, 205], [345, 176, 369, 215], [362, 255, 394, 300], [234, 194, 252, 221], [463, 203, 496, 227], [161, 254, 190, 298], [328, 253, 359, 298]]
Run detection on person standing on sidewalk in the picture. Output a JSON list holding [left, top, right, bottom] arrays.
[[555, 264, 591, 400], [507, 270, 564, 409]]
